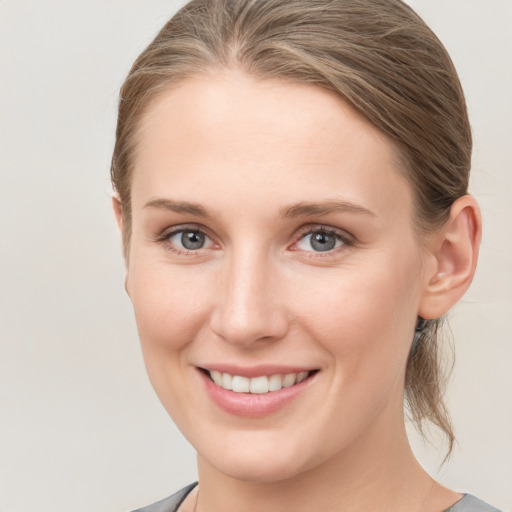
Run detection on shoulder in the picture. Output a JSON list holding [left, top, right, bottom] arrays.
[[130, 483, 198, 512], [129, 487, 503, 512], [444, 494, 502, 512]]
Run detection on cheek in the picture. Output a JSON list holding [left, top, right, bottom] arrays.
[[127, 256, 214, 368], [292, 252, 421, 381], [126, 260, 218, 426], [285, 258, 422, 447]]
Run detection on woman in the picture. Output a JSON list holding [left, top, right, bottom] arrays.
[[110, 0, 499, 510]]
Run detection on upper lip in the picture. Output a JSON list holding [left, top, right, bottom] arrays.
[[197, 364, 317, 378]]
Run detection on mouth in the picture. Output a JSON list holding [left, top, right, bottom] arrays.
[[202, 369, 318, 394]]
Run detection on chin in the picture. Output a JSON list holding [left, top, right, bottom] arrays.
[[196, 430, 323, 484], [204, 453, 309, 484]]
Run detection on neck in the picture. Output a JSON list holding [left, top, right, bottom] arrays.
[[193, 412, 457, 512]]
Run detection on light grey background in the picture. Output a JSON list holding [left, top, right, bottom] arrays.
[[0, 1, 511, 511]]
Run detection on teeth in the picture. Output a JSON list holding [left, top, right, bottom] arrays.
[[297, 371, 308, 383], [231, 375, 250, 393], [282, 373, 297, 387], [210, 370, 223, 386], [208, 370, 311, 394], [268, 374, 283, 392], [222, 372, 233, 390], [249, 376, 269, 394]]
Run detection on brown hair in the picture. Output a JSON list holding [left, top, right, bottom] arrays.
[[111, 0, 472, 453]]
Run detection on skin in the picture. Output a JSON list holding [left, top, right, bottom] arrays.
[[114, 70, 481, 512]]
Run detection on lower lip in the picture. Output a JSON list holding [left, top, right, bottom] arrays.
[[200, 370, 315, 417]]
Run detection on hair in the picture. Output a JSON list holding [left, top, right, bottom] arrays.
[[111, 0, 472, 454]]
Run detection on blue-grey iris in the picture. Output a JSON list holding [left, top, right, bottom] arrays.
[[311, 232, 336, 251], [181, 231, 205, 250]]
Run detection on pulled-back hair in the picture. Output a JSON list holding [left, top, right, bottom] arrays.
[[112, 0, 472, 454]]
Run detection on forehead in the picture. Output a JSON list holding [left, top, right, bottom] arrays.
[[131, 69, 413, 221]]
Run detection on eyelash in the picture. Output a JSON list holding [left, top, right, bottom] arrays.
[[155, 224, 355, 256], [292, 225, 355, 256], [155, 225, 215, 256]]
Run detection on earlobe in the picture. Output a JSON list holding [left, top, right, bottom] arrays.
[[419, 195, 482, 320]]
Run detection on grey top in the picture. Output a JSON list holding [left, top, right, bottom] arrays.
[[444, 494, 502, 512], [131, 483, 502, 512]]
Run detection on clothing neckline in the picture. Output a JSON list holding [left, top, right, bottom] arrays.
[[443, 493, 468, 511], [179, 484, 469, 512], [176, 482, 198, 510]]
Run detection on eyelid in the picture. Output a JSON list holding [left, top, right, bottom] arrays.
[[152, 222, 355, 256], [290, 224, 356, 252], [155, 222, 209, 239], [154, 223, 218, 254]]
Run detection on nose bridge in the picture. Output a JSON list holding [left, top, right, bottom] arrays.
[[211, 244, 288, 346]]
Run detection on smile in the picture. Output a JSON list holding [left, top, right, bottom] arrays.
[[200, 367, 319, 416], [207, 370, 314, 394]]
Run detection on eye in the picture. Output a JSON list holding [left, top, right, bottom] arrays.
[[172, 230, 206, 250], [164, 228, 215, 253], [295, 228, 351, 253]]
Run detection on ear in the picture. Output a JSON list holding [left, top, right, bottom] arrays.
[[112, 195, 131, 293], [418, 195, 482, 320], [112, 195, 124, 233]]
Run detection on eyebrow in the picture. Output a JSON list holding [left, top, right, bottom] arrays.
[[280, 200, 376, 218], [144, 198, 211, 218], [144, 198, 375, 219]]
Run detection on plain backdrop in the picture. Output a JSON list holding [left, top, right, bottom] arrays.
[[0, 1, 511, 511]]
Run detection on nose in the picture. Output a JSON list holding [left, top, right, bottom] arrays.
[[210, 249, 290, 347]]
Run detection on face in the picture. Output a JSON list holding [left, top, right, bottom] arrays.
[[124, 70, 431, 483]]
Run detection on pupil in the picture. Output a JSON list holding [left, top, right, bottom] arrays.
[[311, 232, 335, 252], [181, 231, 205, 250]]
